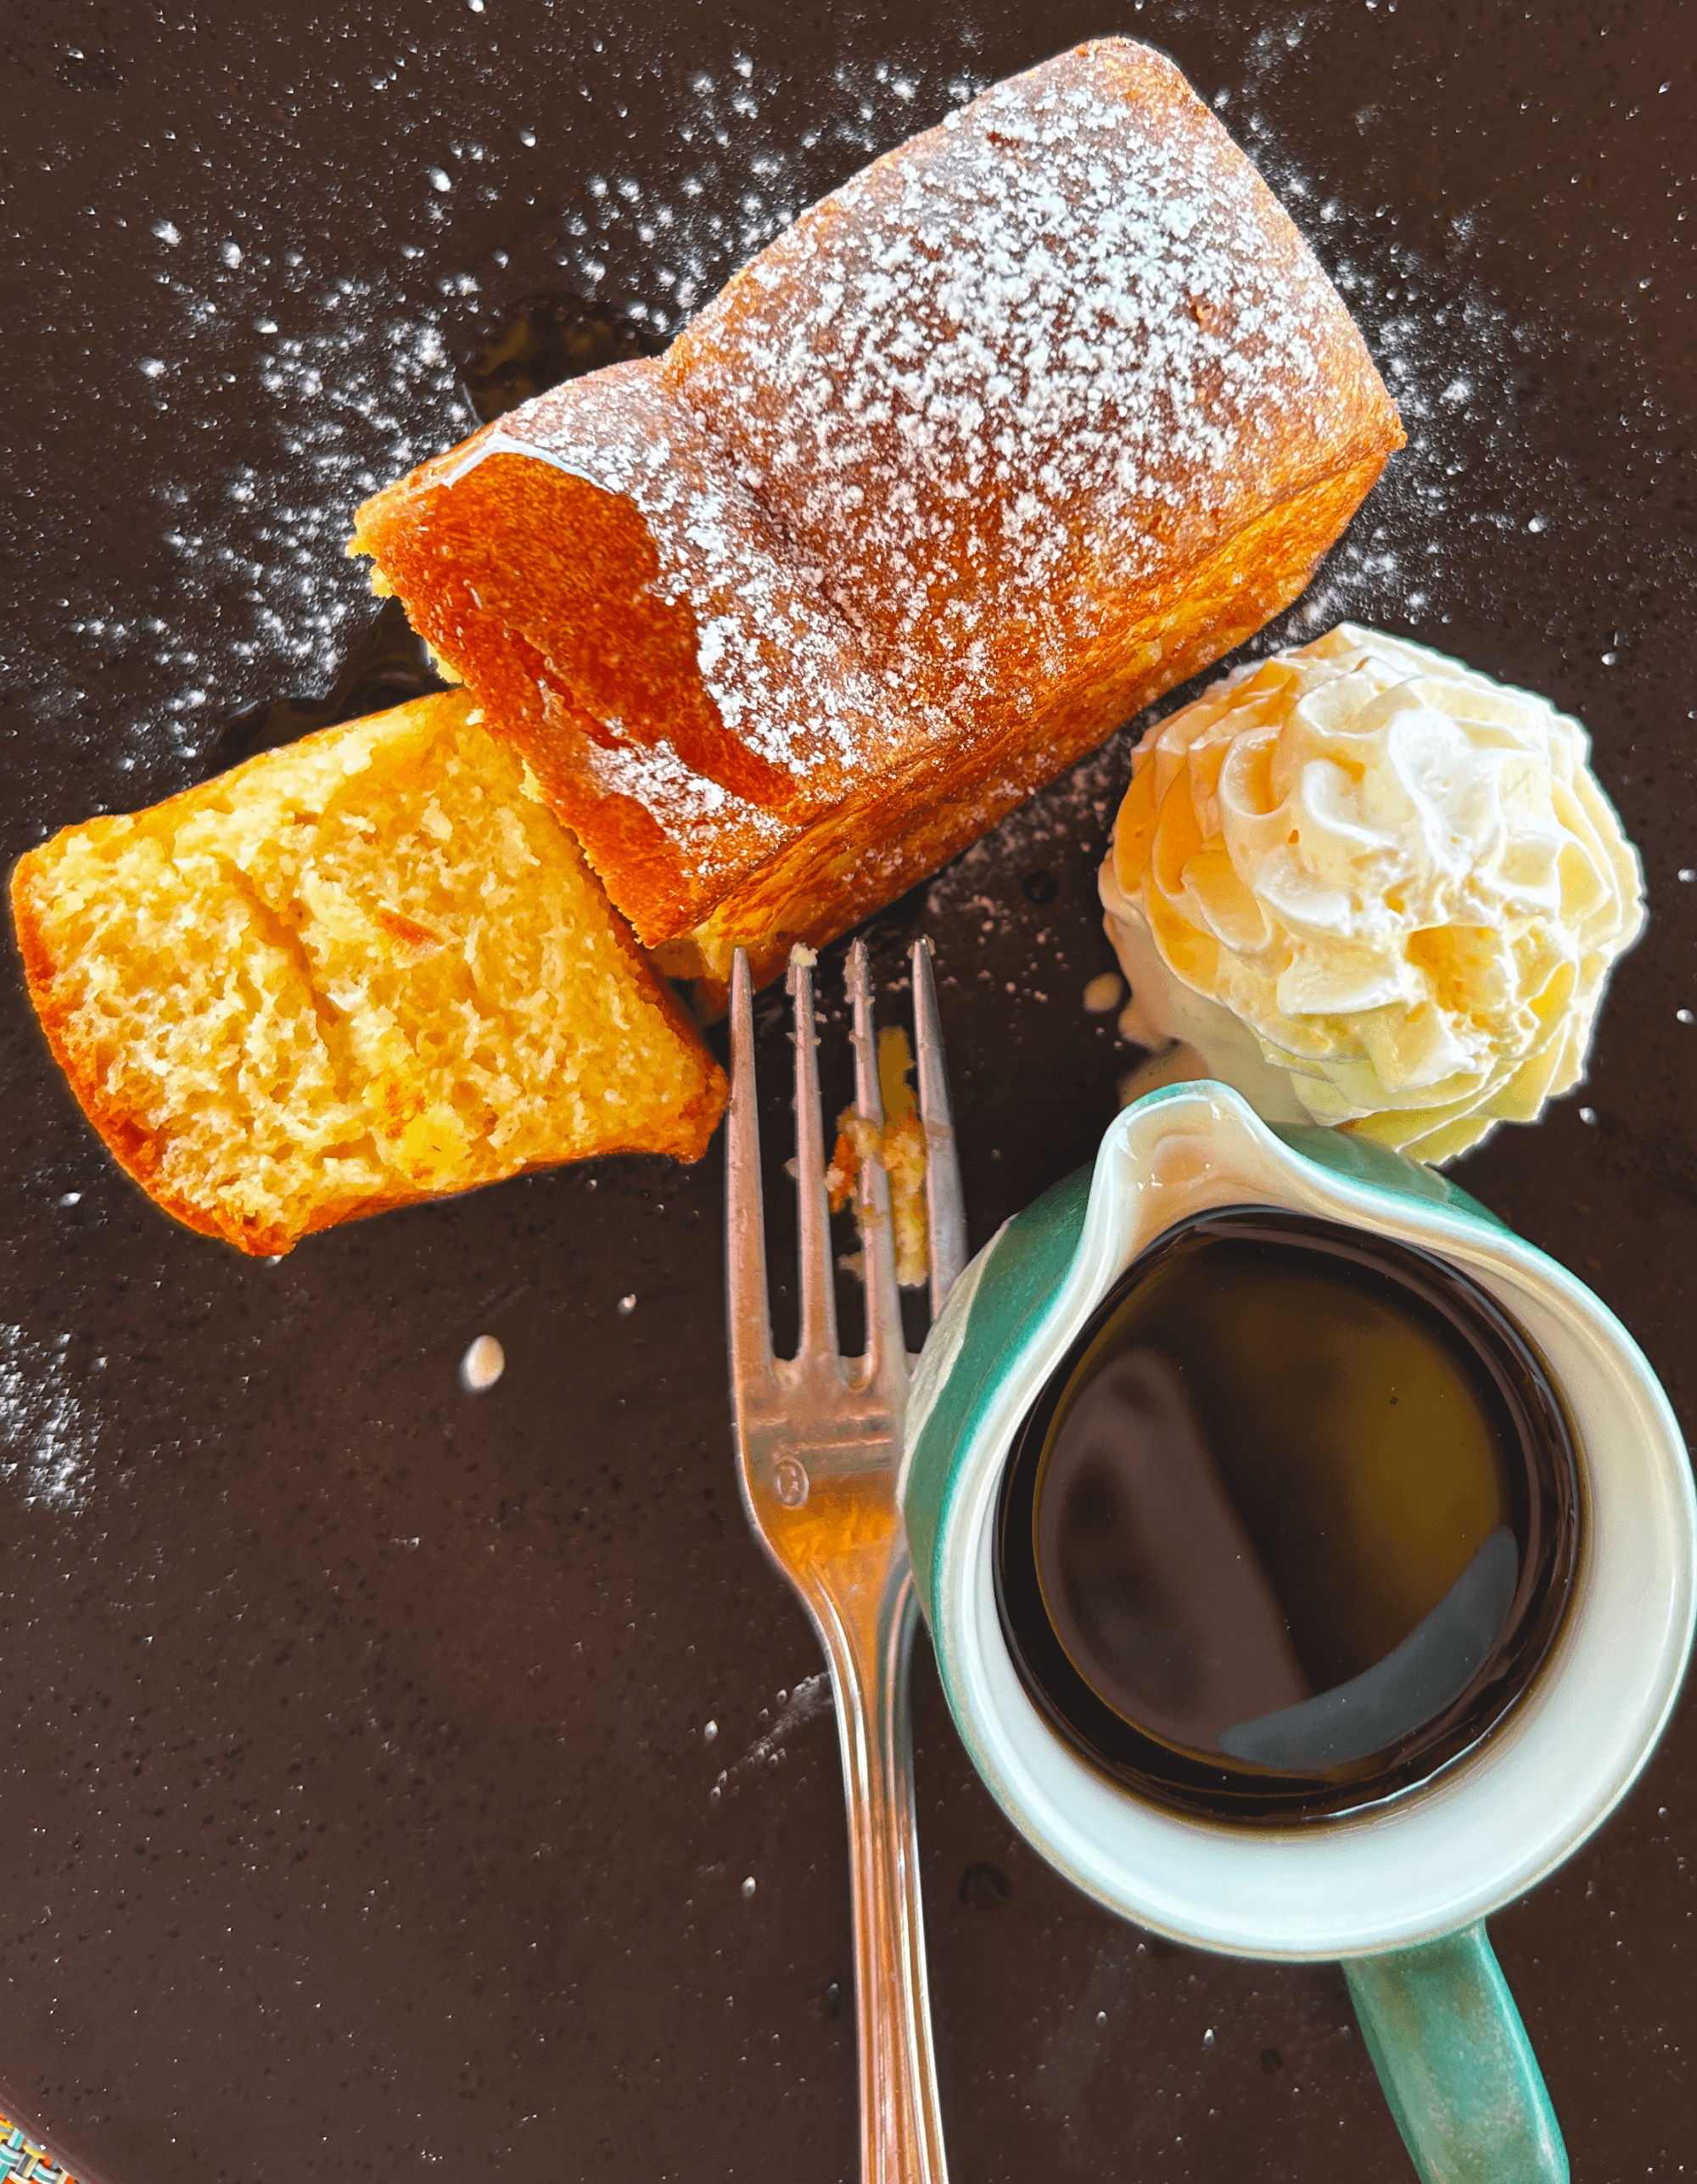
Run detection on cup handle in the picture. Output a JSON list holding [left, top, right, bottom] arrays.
[[1341, 1921, 1568, 2184]]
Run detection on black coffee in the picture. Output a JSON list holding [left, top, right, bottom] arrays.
[[994, 1207, 1578, 1823]]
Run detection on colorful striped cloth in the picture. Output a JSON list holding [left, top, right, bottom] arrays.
[[0, 2117, 72, 2182]]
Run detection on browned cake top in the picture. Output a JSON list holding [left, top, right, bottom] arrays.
[[668, 39, 1397, 710]]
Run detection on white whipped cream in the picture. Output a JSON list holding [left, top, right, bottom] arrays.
[[1100, 623, 1645, 1164]]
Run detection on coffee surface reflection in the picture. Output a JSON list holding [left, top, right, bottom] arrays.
[[994, 1207, 1578, 1821]]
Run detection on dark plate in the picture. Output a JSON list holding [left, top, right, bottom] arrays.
[[3, 3, 1694, 2178]]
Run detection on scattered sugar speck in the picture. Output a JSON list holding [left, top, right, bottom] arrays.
[[1084, 972, 1124, 1014], [617, 1292, 637, 1315], [1, 1326, 96, 1511]]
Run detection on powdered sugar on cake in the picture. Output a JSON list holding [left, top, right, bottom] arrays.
[[436, 359, 914, 823], [581, 734, 787, 848], [433, 40, 1385, 845], [670, 43, 1376, 714]]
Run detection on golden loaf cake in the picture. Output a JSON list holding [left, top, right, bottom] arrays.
[[10, 690, 725, 1255], [352, 36, 1403, 1000]]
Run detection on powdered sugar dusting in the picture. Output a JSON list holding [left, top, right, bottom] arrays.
[[434, 41, 1390, 860], [0, 1326, 97, 1512], [440, 364, 912, 833], [10, 31, 972, 834], [582, 734, 784, 843], [673, 43, 1382, 715]]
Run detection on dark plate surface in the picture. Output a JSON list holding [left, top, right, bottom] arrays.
[[3, 3, 1694, 2177]]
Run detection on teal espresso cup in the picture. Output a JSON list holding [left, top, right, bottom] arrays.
[[899, 1084, 1696, 2181]]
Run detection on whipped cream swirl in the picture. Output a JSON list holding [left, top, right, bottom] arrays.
[[1100, 624, 1645, 1163]]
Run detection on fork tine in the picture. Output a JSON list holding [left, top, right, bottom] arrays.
[[726, 948, 776, 1393], [788, 948, 841, 1368], [847, 938, 905, 1395], [911, 937, 967, 1317]]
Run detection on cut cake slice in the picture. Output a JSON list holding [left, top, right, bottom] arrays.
[[10, 689, 725, 1255], [352, 38, 1403, 1000]]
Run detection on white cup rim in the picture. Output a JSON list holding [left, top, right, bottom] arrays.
[[919, 1088, 1697, 1961]]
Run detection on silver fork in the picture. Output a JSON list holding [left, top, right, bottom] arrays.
[[726, 934, 966, 2184]]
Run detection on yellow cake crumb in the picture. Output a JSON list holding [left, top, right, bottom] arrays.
[[826, 1024, 929, 1288], [11, 690, 725, 1254]]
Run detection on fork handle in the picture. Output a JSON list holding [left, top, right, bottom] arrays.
[[821, 1548, 950, 2184]]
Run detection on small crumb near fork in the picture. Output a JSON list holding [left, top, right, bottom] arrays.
[[826, 1025, 929, 1287], [460, 1334, 505, 1392]]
